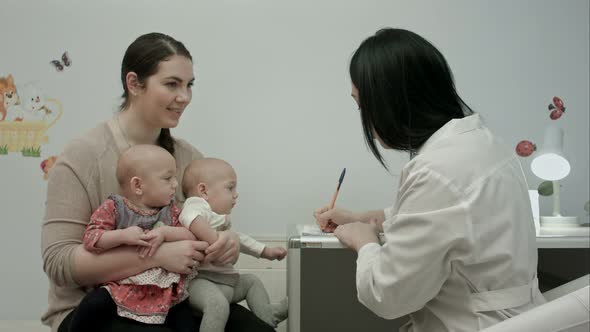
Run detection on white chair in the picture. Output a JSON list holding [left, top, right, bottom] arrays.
[[481, 274, 589, 332]]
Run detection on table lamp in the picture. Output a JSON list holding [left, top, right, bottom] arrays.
[[530, 125, 579, 227]]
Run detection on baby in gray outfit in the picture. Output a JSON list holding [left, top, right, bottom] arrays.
[[180, 158, 288, 332]]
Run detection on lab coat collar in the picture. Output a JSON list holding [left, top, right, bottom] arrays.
[[417, 113, 482, 155]]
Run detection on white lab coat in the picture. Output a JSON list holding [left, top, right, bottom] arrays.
[[356, 114, 545, 332]]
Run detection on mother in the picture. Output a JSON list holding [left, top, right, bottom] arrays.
[[41, 32, 275, 332]]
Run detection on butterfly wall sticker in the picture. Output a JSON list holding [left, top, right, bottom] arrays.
[[50, 51, 71, 72]]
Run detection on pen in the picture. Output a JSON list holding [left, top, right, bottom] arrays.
[[329, 168, 346, 209]]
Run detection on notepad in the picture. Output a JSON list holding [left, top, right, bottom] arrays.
[[299, 224, 335, 236]]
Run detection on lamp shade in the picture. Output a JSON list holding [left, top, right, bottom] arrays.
[[530, 126, 571, 181]]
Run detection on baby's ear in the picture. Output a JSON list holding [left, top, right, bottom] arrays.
[[197, 182, 208, 198], [130, 176, 143, 195]]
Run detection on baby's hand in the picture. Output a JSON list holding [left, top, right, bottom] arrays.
[[122, 226, 151, 247], [139, 228, 165, 258], [261, 246, 287, 261]]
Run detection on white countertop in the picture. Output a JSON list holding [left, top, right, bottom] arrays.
[[293, 224, 590, 249], [536, 235, 590, 249]]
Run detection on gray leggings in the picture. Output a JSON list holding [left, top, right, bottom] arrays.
[[189, 274, 276, 332]]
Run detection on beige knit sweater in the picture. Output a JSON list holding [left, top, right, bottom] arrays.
[[41, 119, 203, 331]]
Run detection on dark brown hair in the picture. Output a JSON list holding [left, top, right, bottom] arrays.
[[120, 32, 193, 155]]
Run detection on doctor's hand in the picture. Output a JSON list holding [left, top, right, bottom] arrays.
[[314, 206, 359, 232], [333, 222, 380, 252]]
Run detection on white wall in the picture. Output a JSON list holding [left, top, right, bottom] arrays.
[[0, 0, 588, 320]]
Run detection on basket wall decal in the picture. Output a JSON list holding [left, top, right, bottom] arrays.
[[0, 98, 63, 155]]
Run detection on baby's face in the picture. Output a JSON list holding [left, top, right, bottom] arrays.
[[206, 167, 238, 215], [139, 155, 178, 208]]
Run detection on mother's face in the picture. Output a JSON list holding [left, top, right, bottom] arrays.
[[137, 55, 195, 129]]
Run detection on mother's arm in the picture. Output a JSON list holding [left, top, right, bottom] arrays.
[[204, 230, 240, 265], [73, 240, 207, 285], [72, 245, 159, 286]]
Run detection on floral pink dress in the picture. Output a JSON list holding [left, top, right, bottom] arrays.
[[83, 195, 190, 324]]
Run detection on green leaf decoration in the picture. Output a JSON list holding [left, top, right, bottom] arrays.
[[538, 181, 554, 196]]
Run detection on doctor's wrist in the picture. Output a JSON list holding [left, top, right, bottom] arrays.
[[356, 241, 380, 254], [353, 236, 379, 252], [351, 211, 366, 223]]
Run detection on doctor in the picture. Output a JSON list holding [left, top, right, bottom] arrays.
[[314, 28, 545, 331]]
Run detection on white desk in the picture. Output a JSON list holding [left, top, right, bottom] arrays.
[[294, 224, 590, 249], [536, 235, 590, 249], [288, 225, 589, 332], [288, 229, 408, 332]]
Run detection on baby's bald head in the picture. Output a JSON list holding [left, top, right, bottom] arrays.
[[116, 144, 175, 186], [182, 158, 234, 197]]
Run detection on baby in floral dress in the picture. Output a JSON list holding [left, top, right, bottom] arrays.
[[68, 145, 197, 332]]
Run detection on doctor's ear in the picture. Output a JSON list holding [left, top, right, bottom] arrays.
[[130, 176, 143, 195]]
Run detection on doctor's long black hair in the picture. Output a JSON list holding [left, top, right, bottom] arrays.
[[349, 28, 473, 168]]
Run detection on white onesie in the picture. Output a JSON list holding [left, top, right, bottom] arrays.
[[179, 197, 266, 275]]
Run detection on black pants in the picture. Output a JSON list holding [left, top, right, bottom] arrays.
[[61, 287, 275, 332]]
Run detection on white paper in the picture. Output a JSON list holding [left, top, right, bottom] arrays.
[[299, 224, 334, 236]]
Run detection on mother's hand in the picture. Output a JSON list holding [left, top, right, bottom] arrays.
[[334, 222, 380, 251], [153, 240, 208, 274], [204, 230, 240, 265]]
